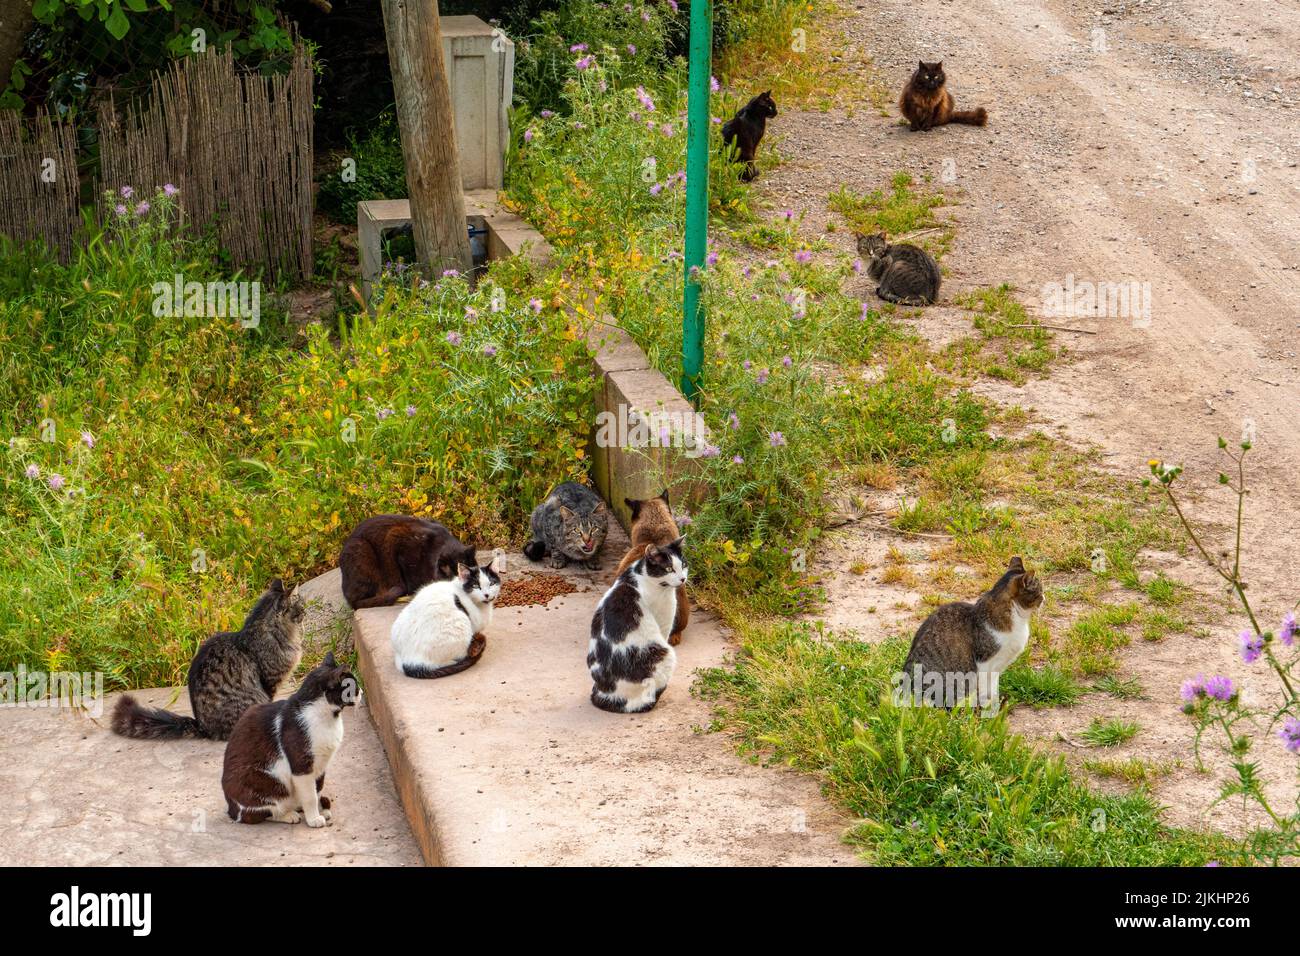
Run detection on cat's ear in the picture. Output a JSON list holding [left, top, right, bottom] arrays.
[[919, 60, 926, 70], [658, 489, 670, 505], [1008, 556, 1025, 573], [593, 499, 608, 514], [270, 578, 285, 593], [625, 497, 643, 521], [670, 534, 686, 551], [560, 505, 575, 520], [457, 563, 473, 582], [323, 650, 336, 668]]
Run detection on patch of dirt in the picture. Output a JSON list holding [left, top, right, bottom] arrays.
[[760, 0, 1300, 840]]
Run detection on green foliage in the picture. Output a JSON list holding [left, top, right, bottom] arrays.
[[317, 111, 408, 224]]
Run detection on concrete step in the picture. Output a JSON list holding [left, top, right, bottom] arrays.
[[353, 537, 855, 866]]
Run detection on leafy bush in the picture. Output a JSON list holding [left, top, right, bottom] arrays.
[[317, 110, 409, 224]]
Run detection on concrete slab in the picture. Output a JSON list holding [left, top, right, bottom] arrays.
[[0, 688, 423, 866], [353, 542, 855, 867]]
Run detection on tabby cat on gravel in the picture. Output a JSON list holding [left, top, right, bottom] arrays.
[[899, 61, 987, 131], [856, 232, 942, 306], [588, 536, 688, 714], [222, 652, 357, 826], [523, 481, 610, 569], [896, 557, 1043, 710], [111, 579, 305, 741], [616, 492, 689, 645], [338, 514, 476, 610]]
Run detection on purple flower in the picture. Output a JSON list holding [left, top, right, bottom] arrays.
[[641, 9, 650, 21], [47, 473, 65, 491], [529, 298, 543, 314], [575, 56, 594, 70], [852, 258, 864, 274], [711, 116, 721, 125], [731, 455, 744, 465], [660, 123, 674, 137], [163, 183, 179, 197], [781, 355, 792, 368], [742, 359, 752, 371], [627, 44, 637, 55], [727, 412, 740, 430], [1204, 675, 1235, 702], [376, 407, 394, 421], [540, 110, 556, 119], [441, 269, 459, 278], [649, 182, 664, 196], [706, 251, 718, 267], [114, 204, 128, 217], [675, 513, 693, 527], [665, 0, 679, 12], [120, 185, 134, 199], [464, 307, 479, 322], [573, 122, 586, 130], [1180, 675, 1204, 702], [756, 368, 770, 385], [483, 344, 497, 357], [860, 302, 871, 321], [698, 444, 720, 459], [24, 464, 39, 479], [405, 405, 417, 418], [1280, 612, 1295, 648], [794, 250, 813, 264], [782, 208, 794, 221], [1239, 630, 1264, 664], [710, 75, 720, 93], [768, 431, 786, 448], [135, 201, 150, 216], [80, 430, 95, 449], [570, 43, 588, 52], [1279, 717, 1300, 754], [446, 331, 462, 346], [524, 128, 535, 143]]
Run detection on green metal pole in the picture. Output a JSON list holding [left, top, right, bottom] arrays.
[[680, 0, 711, 404]]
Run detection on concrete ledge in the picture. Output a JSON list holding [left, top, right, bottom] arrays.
[[351, 539, 852, 867]]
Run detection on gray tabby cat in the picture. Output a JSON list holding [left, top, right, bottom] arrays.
[[856, 232, 941, 306], [111, 579, 305, 741], [523, 481, 610, 569]]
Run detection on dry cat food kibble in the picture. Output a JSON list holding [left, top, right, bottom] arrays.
[[495, 573, 579, 608]]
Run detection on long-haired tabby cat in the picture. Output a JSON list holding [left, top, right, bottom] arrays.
[[856, 232, 941, 306], [338, 514, 476, 609], [588, 536, 688, 714], [899, 61, 987, 131], [222, 652, 357, 826], [390, 561, 501, 678], [111, 579, 304, 741], [523, 482, 609, 569], [899, 557, 1043, 709], [616, 492, 689, 645], [721, 91, 778, 182]]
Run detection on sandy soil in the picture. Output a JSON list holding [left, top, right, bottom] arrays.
[[755, 0, 1300, 839]]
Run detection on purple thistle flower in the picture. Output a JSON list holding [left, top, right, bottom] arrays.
[[114, 204, 128, 217], [446, 331, 462, 346], [575, 56, 594, 70], [24, 464, 39, 479], [706, 251, 718, 267], [727, 412, 740, 430], [120, 185, 134, 199], [665, 0, 679, 12], [782, 208, 794, 221], [163, 183, 179, 197], [710, 75, 720, 93], [794, 250, 813, 264], [47, 473, 65, 491], [660, 123, 674, 137], [1279, 717, 1300, 754], [860, 302, 871, 321], [1240, 630, 1264, 664], [742, 359, 752, 371], [781, 355, 792, 368], [711, 116, 721, 125], [464, 307, 478, 322], [442, 269, 459, 278], [570, 43, 588, 52], [698, 443, 721, 459], [627, 44, 637, 55], [852, 258, 864, 274], [376, 407, 394, 421], [636, 86, 655, 112], [732, 455, 744, 465], [540, 110, 556, 119], [80, 430, 95, 449], [524, 128, 535, 143], [483, 344, 497, 357], [675, 513, 693, 527], [768, 431, 786, 448], [649, 182, 664, 196], [641, 9, 650, 21], [135, 201, 150, 216], [1204, 675, 1235, 702], [1280, 612, 1295, 648], [529, 298, 543, 314], [405, 405, 417, 418], [573, 122, 586, 130], [756, 368, 770, 385], [1180, 675, 1205, 702]]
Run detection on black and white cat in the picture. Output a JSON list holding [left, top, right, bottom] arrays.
[[587, 537, 688, 714], [221, 653, 357, 826], [390, 562, 501, 678]]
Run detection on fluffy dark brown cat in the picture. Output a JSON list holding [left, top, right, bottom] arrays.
[[222, 652, 357, 826], [721, 91, 778, 181], [338, 515, 476, 609], [899, 61, 987, 131], [897, 557, 1043, 709], [111, 579, 304, 741], [616, 492, 689, 645]]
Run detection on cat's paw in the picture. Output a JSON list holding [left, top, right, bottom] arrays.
[[279, 809, 302, 824], [582, 557, 602, 570], [668, 632, 682, 647], [320, 805, 333, 822], [547, 554, 569, 569], [304, 813, 328, 829]]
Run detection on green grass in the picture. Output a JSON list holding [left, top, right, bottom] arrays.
[[697, 622, 1229, 865], [1080, 718, 1141, 748], [943, 285, 1056, 384], [1084, 757, 1171, 787], [1001, 663, 1083, 708], [1093, 675, 1146, 701], [828, 173, 951, 256]]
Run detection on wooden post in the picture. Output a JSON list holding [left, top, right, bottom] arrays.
[[380, 0, 472, 275]]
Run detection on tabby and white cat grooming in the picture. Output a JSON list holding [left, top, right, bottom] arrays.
[[588, 537, 688, 714], [390, 561, 501, 678], [222, 653, 357, 826], [899, 61, 988, 132], [856, 232, 942, 306], [111, 579, 304, 741], [898, 557, 1043, 709], [523, 481, 610, 569], [616, 492, 689, 645]]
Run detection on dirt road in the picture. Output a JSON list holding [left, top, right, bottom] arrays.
[[760, 0, 1300, 835]]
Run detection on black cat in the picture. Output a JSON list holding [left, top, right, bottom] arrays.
[[721, 91, 778, 182]]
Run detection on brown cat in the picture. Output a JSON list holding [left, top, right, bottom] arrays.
[[616, 492, 689, 645], [338, 515, 476, 609], [899, 61, 987, 131], [897, 557, 1042, 709]]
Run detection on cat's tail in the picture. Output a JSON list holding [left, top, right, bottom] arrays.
[[111, 695, 208, 739], [522, 540, 547, 561], [400, 634, 487, 679], [949, 106, 988, 126]]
